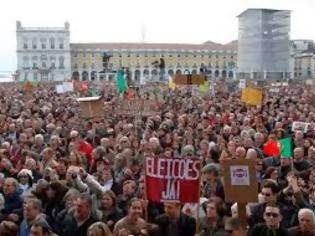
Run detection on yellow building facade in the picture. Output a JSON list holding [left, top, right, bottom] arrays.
[[70, 42, 237, 82]]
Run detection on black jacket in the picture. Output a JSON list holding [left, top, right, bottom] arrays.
[[61, 213, 97, 236], [154, 213, 196, 236], [250, 223, 288, 236]]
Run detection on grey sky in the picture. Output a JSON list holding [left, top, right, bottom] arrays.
[[0, 0, 314, 72]]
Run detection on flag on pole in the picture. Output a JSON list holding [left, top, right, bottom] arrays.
[[263, 140, 281, 156], [117, 69, 128, 94], [279, 137, 293, 158], [198, 81, 209, 96], [168, 75, 176, 90]]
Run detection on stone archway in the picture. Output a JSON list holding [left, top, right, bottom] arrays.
[[176, 69, 182, 75], [143, 69, 149, 81], [91, 71, 97, 81], [214, 70, 220, 78], [82, 71, 89, 81], [222, 70, 227, 78], [228, 71, 234, 79], [151, 69, 158, 81], [135, 70, 141, 82], [168, 69, 174, 77], [192, 69, 197, 75], [72, 71, 80, 80]]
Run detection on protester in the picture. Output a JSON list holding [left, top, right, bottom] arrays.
[[0, 80, 315, 236]]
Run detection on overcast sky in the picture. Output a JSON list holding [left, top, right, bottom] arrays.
[[0, 0, 314, 72]]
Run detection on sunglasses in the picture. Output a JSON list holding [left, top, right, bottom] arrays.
[[261, 192, 271, 197], [265, 212, 279, 218]]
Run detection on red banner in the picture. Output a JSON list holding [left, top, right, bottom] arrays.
[[145, 156, 201, 203]]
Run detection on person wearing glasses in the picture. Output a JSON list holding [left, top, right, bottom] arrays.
[[249, 203, 287, 236], [250, 179, 280, 226]]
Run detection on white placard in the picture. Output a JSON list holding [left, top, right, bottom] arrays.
[[239, 79, 246, 89], [292, 121, 309, 133], [270, 88, 280, 93], [306, 79, 314, 85], [56, 85, 65, 94], [63, 82, 74, 92], [230, 165, 250, 186], [282, 82, 288, 86]]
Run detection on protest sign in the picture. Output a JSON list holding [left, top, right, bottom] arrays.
[[174, 74, 205, 85], [292, 121, 310, 133], [221, 159, 258, 203], [239, 79, 246, 89], [145, 156, 201, 203], [241, 87, 262, 106], [56, 85, 65, 94], [76, 96, 104, 118], [63, 82, 74, 92]]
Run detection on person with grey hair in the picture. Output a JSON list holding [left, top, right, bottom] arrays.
[[1, 177, 23, 220], [288, 208, 315, 236], [31, 134, 47, 154]]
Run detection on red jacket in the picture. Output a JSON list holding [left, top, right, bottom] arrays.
[[79, 141, 93, 166]]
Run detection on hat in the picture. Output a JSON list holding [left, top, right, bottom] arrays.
[[18, 169, 33, 180]]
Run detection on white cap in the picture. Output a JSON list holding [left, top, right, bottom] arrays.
[[18, 169, 33, 180]]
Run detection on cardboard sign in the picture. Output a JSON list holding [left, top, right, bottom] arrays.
[[292, 121, 310, 133], [241, 87, 263, 106], [145, 156, 201, 203], [76, 96, 104, 118], [239, 79, 246, 89], [221, 159, 258, 203], [174, 74, 205, 85]]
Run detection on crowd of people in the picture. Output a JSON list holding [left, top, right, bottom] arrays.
[[0, 80, 314, 236]]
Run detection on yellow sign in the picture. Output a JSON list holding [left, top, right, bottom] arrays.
[[241, 87, 262, 106]]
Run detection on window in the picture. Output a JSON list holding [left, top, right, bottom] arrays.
[[42, 61, 46, 68], [32, 63, 37, 69], [74, 53, 77, 57], [169, 54, 173, 57], [119, 54, 122, 58], [51, 62, 56, 69], [32, 38, 37, 49], [161, 54, 164, 58], [91, 53, 94, 57], [23, 56, 29, 68], [58, 56, 64, 69], [209, 55, 211, 59], [178, 54, 181, 58], [23, 38, 28, 49], [82, 63, 87, 69], [153, 54, 156, 57], [91, 63, 95, 69], [74, 63, 77, 69], [231, 55, 234, 59], [50, 38, 55, 49], [193, 55, 197, 58], [127, 54, 130, 57], [59, 40, 64, 49], [201, 55, 204, 58], [83, 53, 86, 57], [136, 54, 139, 57], [42, 43, 46, 49]]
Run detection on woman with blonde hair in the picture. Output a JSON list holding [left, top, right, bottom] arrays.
[[88, 222, 113, 236]]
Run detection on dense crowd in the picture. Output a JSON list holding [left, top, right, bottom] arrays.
[[0, 80, 315, 236]]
